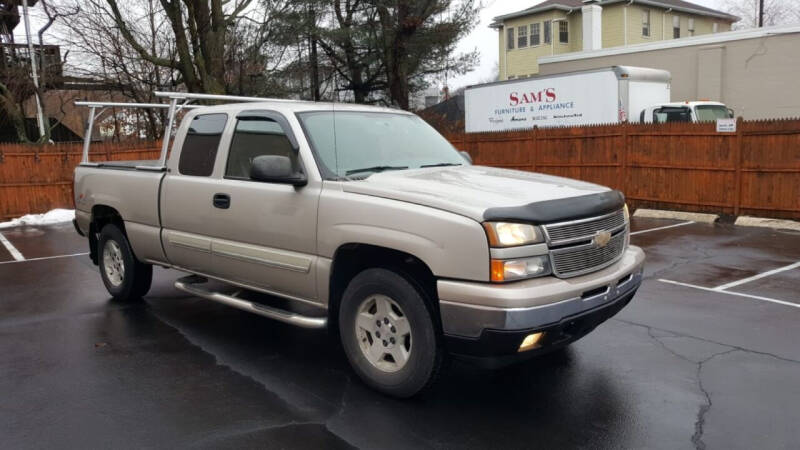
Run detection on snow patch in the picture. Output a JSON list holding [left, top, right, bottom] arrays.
[[0, 209, 75, 229]]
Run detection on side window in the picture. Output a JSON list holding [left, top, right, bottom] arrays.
[[225, 116, 299, 180], [653, 107, 691, 123], [506, 27, 515, 50], [178, 113, 227, 176]]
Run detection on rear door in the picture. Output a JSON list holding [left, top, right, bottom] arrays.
[[161, 112, 230, 274], [205, 110, 321, 301]]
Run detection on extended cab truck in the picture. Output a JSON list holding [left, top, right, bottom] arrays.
[[74, 92, 645, 398]]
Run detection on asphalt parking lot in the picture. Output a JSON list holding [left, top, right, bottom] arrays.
[[1, 217, 798, 449]]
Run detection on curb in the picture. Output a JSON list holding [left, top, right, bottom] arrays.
[[734, 216, 800, 232], [633, 208, 719, 223]]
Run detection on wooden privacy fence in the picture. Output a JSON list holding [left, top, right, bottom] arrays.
[[448, 118, 800, 220], [0, 141, 161, 220], [0, 118, 799, 221]]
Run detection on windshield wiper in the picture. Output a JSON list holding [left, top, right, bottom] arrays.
[[420, 163, 462, 168], [345, 165, 409, 176]]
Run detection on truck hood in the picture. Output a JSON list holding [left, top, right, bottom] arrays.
[[341, 165, 616, 223]]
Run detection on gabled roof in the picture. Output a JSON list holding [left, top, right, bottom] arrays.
[[490, 0, 738, 28]]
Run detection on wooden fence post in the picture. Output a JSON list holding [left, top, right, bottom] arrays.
[[621, 122, 629, 195], [531, 126, 538, 172], [733, 116, 744, 216]]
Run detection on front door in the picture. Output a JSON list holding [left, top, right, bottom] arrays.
[[205, 111, 321, 302]]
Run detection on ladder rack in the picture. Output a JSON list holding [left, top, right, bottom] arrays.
[[75, 91, 300, 166]]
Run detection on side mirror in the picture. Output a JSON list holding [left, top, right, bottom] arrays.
[[727, 108, 735, 118], [459, 151, 473, 165], [250, 155, 307, 186]]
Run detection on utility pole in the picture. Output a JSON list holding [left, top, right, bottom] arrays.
[[758, 0, 765, 27], [22, 0, 47, 139]]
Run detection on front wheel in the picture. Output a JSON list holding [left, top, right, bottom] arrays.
[[98, 224, 152, 301], [339, 268, 444, 398]]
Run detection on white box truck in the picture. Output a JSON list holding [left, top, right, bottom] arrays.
[[465, 66, 671, 132]]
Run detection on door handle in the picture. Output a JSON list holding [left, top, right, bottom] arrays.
[[213, 193, 231, 209]]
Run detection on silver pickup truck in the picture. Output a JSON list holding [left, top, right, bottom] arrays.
[[73, 93, 645, 397]]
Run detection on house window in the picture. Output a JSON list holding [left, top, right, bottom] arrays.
[[688, 18, 695, 36], [531, 23, 540, 46], [518, 25, 528, 48], [642, 10, 650, 37], [559, 21, 569, 43], [673, 16, 681, 38], [543, 20, 552, 44], [712, 22, 719, 33], [507, 27, 515, 50]]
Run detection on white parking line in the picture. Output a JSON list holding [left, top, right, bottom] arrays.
[[0, 252, 88, 265], [713, 261, 800, 291], [658, 278, 800, 310], [0, 232, 25, 261], [630, 221, 695, 236]]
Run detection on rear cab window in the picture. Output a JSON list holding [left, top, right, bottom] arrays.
[[178, 113, 228, 176]]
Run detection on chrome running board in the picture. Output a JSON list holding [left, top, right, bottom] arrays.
[[174, 275, 327, 329]]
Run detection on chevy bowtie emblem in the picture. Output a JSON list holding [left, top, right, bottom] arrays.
[[593, 230, 612, 248]]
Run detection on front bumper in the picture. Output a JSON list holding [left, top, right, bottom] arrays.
[[437, 246, 645, 359]]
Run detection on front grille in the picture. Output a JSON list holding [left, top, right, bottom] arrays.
[[545, 209, 626, 245], [550, 230, 626, 278], [542, 208, 628, 278]]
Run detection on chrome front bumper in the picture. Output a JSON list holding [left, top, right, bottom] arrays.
[[437, 246, 645, 338]]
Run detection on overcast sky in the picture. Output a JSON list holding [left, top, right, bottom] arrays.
[[449, 0, 724, 89]]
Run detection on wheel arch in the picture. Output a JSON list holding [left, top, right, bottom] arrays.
[[327, 243, 441, 336], [88, 204, 125, 265]]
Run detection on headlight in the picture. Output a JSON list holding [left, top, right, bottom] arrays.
[[483, 222, 544, 247], [491, 255, 551, 282], [623, 204, 630, 222]]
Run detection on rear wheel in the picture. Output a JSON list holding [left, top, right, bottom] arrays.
[[98, 224, 152, 301], [339, 268, 443, 398]]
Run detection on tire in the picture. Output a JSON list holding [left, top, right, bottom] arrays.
[[339, 268, 444, 398], [98, 224, 152, 301]]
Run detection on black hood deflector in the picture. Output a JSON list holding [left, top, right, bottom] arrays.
[[483, 190, 625, 224]]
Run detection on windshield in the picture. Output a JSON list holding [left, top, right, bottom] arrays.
[[695, 105, 733, 122], [298, 111, 465, 179]]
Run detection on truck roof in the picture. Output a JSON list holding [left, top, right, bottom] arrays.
[[184, 100, 413, 116], [656, 101, 727, 108]]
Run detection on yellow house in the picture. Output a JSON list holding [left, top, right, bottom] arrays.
[[493, 0, 738, 80]]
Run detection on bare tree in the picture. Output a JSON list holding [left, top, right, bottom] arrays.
[[54, 0, 178, 138], [0, 0, 78, 143], [101, 0, 261, 94], [723, 0, 800, 29]]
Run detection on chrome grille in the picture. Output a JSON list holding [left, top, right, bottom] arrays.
[[550, 230, 626, 278], [545, 209, 626, 245]]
